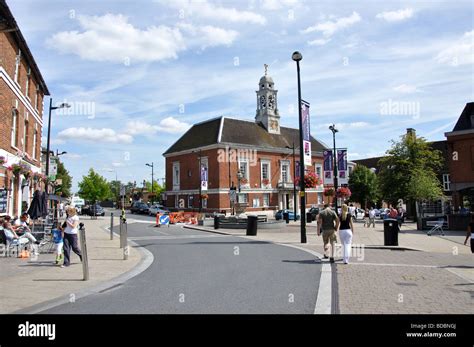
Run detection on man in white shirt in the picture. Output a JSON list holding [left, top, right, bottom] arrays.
[[368, 208, 376, 228]]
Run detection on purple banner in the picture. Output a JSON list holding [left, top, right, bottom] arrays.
[[301, 100, 310, 142], [296, 161, 300, 178], [323, 150, 333, 171], [337, 149, 347, 171]]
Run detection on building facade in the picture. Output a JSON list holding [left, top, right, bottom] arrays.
[[0, 0, 49, 216], [445, 102, 474, 211], [163, 71, 331, 215]]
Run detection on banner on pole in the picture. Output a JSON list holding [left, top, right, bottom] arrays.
[[337, 149, 348, 185], [323, 150, 333, 185], [301, 100, 312, 166], [200, 164, 208, 191]]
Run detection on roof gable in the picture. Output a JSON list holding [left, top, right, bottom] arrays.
[[452, 102, 474, 132]]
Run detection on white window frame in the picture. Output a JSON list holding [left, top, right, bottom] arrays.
[[14, 49, 21, 84], [237, 193, 248, 204], [175, 195, 179, 208], [25, 67, 31, 99], [261, 160, 270, 185], [172, 162, 180, 191], [34, 84, 39, 110], [23, 116, 28, 152], [263, 193, 270, 207], [238, 158, 249, 181], [11, 108, 18, 147], [253, 197, 260, 208], [280, 160, 291, 183], [188, 195, 194, 208], [32, 124, 37, 160], [315, 164, 322, 180], [442, 174, 450, 191]]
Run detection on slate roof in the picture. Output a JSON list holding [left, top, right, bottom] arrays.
[[163, 117, 328, 155], [451, 102, 474, 132]]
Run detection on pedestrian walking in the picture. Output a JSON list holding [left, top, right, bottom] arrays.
[[363, 208, 369, 227], [59, 202, 64, 218], [464, 214, 474, 254], [338, 204, 354, 264], [397, 207, 405, 227], [62, 207, 82, 268], [317, 203, 339, 263], [53, 222, 65, 265], [389, 207, 398, 219], [368, 207, 376, 228]]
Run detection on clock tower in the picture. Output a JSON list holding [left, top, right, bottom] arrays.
[[255, 64, 280, 134]]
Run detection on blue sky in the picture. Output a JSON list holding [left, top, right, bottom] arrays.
[[8, 0, 473, 191]]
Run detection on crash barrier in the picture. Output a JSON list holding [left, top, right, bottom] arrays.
[[167, 212, 203, 225], [213, 215, 267, 230]]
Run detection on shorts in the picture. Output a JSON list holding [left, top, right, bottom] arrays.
[[55, 242, 64, 254], [471, 239, 474, 254], [322, 229, 337, 244]]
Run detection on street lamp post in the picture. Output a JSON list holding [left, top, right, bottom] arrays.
[[146, 162, 154, 203], [329, 124, 339, 212], [292, 51, 306, 244], [286, 143, 297, 221], [192, 149, 203, 213], [45, 99, 70, 180]]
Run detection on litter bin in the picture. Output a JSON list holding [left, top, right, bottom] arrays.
[[383, 218, 399, 246], [283, 212, 290, 224], [214, 216, 220, 230], [247, 216, 258, 236], [306, 212, 312, 223]]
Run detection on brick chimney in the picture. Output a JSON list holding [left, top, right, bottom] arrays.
[[406, 128, 416, 137]]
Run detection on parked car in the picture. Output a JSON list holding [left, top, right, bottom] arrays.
[[80, 205, 90, 215], [87, 204, 105, 216], [352, 208, 365, 220], [275, 209, 300, 221], [148, 204, 169, 216], [130, 202, 150, 214]]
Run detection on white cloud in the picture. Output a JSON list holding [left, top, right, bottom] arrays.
[[436, 30, 474, 66], [177, 23, 238, 48], [62, 153, 83, 160], [57, 127, 133, 143], [322, 122, 370, 131], [111, 162, 124, 167], [393, 84, 419, 93], [308, 38, 331, 46], [156, 117, 191, 134], [302, 12, 361, 37], [125, 120, 159, 135], [160, 0, 266, 25], [376, 8, 414, 22], [48, 14, 186, 63], [260, 0, 298, 10], [47, 13, 239, 63]]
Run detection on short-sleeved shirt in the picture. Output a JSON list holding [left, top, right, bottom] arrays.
[[369, 210, 376, 218], [319, 208, 338, 231], [64, 215, 79, 234], [469, 223, 474, 239]]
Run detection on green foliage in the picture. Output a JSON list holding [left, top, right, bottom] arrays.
[[56, 161, 72, 198], [378, 133, 443, 205], [348, 165, 379, 207], [78, 168, 111, 203]]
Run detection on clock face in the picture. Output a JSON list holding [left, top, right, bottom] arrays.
[[270, 120, 279, 130], [260, 95, 266, 108]]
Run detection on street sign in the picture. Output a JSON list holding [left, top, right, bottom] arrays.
[[120, 185, 126, 196], [49, 157, 58, 176], [159, 215, 170, 225], [72, 197, 85, 206], [229, 189, 237, 203]]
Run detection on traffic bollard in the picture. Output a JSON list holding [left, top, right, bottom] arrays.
[[78, 223, 89, 281], [120, 218, 128, 260], [110, 213, 114, 240]]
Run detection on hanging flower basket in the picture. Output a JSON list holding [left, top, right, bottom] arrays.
[[200, 194, 209, 200], [240, 178, 248, 184], [0, 156, 6, 166], [336, 187, 352, 199], [10, 164, 22, 177], [262, 178, 270, 186], [295, 172, 321, 188], [323, 187, 335, 197]]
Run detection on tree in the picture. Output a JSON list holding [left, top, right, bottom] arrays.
[[348, 165, 378, 208], [378, 132, 443, 206], [78, 169, 111, 203], [145, 180, 164, 203], [56, 161, 72, 198], [108, 180, 122, 201]]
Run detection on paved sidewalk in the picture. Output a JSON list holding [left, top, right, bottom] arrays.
[[0, 216, 143, 314], [186, 220, 473, 314]]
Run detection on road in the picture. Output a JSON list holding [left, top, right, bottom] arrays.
[[42, 211, 323, 314]]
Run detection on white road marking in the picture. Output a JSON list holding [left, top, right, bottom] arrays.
[[128, 234, 227, 241]]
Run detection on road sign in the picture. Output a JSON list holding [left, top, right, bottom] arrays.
[[229, 189, 237, 203], [120, 185, 126, 196], [159, 215, 170, 225]]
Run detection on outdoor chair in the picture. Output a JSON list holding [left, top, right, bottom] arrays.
[[427, 218, 445, 236]]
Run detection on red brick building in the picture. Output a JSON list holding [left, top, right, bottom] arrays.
[[0, 1, 49, 216], [445, 102, 474, 210], [163, 71, 330, 215]]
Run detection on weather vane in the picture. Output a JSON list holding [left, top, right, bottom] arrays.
[[264, 63, 268, 76]]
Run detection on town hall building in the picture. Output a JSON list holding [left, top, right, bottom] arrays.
[[163, 69, 330, 215]]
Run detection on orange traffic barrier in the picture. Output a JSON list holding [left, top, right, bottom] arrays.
[[155, 213, 161, 228]]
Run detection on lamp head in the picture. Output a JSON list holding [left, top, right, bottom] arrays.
[[292, 51, 303, 62]]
